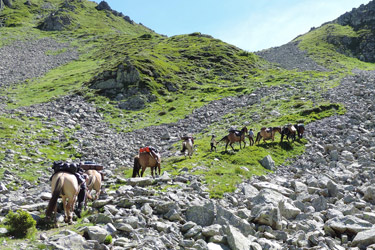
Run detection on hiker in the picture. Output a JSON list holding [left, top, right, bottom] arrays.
[[248, 128, 254, 146], [210, 134, 217, 152]]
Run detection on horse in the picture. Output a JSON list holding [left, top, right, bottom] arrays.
[[255, 127, 282, 144], [85, 170, 102, 201], [281, 124, 296, 142], [132, 152, 161, 178], [294, 124, 305, 138], [218, 126, 248, 151], [181, 137, 194, 158], [45, 172, 80, 225]]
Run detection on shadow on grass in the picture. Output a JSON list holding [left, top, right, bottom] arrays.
[[279, 141, 294, 151], [255, 142, 279, 149]]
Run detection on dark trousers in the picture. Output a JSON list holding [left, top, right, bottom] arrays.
[[210, 143, 216, 152]]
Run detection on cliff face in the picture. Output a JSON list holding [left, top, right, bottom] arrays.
[[329, 0, 375, 62]]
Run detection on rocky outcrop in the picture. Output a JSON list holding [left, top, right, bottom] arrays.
[[95, 0, 134, 24], [89, 61, 156, 110], [326, 0, 375, 62], [37, 12, 73, 31]]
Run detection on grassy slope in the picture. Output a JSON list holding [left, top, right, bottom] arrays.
[[0, 0, 374, 198]]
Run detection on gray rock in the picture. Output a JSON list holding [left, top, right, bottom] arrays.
[[324, 215, 374, 237], [352, 228, 375, 248], [83, 226, 108, 244], [186, 201, 215, 226], [259, 155, 276, 171], [224, 225, 252, 250]]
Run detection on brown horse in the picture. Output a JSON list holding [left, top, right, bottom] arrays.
[[218, 126, 248, 151], [85, 170, 102, 201], [132, 152, 161, 178], [46, 172, 80, 224], [281, 124, 297, 142], [255, 127, 282, 144]]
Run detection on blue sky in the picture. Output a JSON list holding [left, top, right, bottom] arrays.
[[93, 0, 371, 52]]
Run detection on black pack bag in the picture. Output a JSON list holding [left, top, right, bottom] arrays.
[[52, 161, 64, 172], [52, 161, 78, 174]]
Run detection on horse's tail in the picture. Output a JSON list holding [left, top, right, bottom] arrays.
[[132, 156, 141, 178], [46, 176, 63, 217], [87, 174, 95, 190], [218, 135, 228, 143], [181, 142, 187, 153], [255, 132, 261, 143]]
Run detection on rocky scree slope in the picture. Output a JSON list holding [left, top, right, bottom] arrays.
[[0, 28, 375, 250]]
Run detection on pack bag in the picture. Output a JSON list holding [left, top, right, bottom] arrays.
[[52, 161, 78, 174], [80, 161, 104, 171]]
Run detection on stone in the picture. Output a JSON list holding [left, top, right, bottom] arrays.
[[83, 226, 108, 244], [259, 155, 276, 171], [224, 225, 252, 250], [352, 228, 375, 248], [324, 215, 374, 237], [186, 201, 215, 226]]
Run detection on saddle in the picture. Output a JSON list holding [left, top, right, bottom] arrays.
[[229, 130, 241, 136], [265, 127, 273, 133], [139, 146, 158, 154]]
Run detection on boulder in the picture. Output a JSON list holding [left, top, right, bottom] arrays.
[[186, 201, 215, 226], [324, 215, 374, 237], [259, 155, 276, 171]]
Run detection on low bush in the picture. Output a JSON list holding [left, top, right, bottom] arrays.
[[4, 209, 36, 238]]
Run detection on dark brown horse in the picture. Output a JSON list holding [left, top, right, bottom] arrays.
[[132, 151, 161, 178], [218, 126, 248, 151], [281, 124, 297, 142], [294, 124, 305, 138], [255, 127, 282, 144]]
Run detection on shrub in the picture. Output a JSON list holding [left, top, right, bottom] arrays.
[[104, 235, 112, 245], [5, 209, 36, 238]]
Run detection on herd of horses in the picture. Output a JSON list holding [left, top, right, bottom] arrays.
[[45, 124, 304, 225], [218, 124, 304, 151]]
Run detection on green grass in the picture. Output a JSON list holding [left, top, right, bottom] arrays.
[[296, 23, 375, 72], [0, 114, 80, 184]]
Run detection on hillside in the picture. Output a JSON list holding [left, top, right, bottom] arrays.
[[0, 0, 375, 249]]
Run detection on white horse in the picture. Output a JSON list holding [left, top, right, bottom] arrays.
[[181, 137, 194, 158]]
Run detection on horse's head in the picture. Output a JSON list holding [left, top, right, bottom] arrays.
[[241, 127, 248, 133], [273, 127, 282, 133]]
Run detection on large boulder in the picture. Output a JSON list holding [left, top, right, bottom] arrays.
[[259, 155, 276, 171], [186, 201, 215, 226], [352, 228, 375, 248], [324, 215, 374, 237]]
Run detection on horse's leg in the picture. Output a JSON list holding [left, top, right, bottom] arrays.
[[141, 167, 145, 177], [62, 197, 68, 223], [230, 143, 235, 151], [151, 166, 154, 179], [95, 187, 101, 200], [68, 196, 76, 224], [225, 141, 229, 151]]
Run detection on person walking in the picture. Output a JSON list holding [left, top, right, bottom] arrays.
[[248, 128, 254, 146], [210, 134, 217, 152]]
